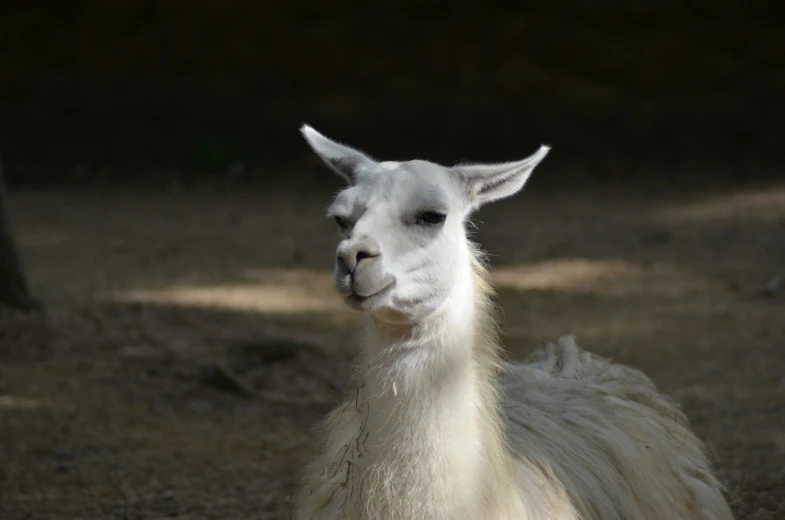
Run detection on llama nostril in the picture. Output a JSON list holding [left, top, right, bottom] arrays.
[[338, 239, 381, 272], [355, 250, 378, 265]]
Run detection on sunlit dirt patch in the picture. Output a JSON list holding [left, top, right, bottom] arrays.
[[102, 268, 345, 315], [656, 185, 785, 223], [492, 258, 642, 291], [0, 395, 47, 411], [492, 258, 716, 300]]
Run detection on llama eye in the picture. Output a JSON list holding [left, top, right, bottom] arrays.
[[416, 211, 447, 226], [334, 216, 349, 230]]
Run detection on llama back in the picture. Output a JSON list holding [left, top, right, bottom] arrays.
[[500, 335, 734, 520]]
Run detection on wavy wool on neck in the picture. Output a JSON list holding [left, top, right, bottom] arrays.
[[291, 125, 734, 520]]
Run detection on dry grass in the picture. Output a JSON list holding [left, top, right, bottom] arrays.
[[1, 178, 784, 519]]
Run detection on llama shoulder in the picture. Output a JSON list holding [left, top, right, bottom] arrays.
[[504, 334, 666, 401]]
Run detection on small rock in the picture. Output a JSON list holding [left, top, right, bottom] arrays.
[[743, 274, 784, 299], [762, 276, 783, 297], [120, 345, 164, 360], [151, 399, 173, 416], [187, 399, 215, 413], [52, 449, 74, 461]]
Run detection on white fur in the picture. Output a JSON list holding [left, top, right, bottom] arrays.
[[292, 125, 734, 520]]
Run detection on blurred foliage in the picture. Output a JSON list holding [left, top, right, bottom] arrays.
[[0, 1, 781, 185], [200, 137, 243, 171], [1, 1, 779, 107]]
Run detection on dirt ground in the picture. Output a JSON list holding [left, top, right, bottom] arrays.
[[1, 176, 784, 519]]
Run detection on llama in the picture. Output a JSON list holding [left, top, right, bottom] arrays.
[[291, 125, 734, 520]]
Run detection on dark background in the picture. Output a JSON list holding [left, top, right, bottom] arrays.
[[1, 1, 782, 188]]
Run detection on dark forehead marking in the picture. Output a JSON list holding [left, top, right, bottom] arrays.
[[328, 162, 455, 214], [397, 178, 450, 210], [396, 162, 454, 207]]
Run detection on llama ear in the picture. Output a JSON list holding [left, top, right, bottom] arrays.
[[451, 145, 550, 207], [300, 124, 378, 184]]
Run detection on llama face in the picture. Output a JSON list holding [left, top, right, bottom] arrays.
[[300, 124, 550, 323], [324, 160, 471, 321]]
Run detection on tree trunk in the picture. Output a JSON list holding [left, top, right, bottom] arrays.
[[0, 159, 40, 311]]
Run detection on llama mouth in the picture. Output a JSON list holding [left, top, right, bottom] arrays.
[[345, 281, 396, 310]]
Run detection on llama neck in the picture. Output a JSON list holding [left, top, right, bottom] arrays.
[[355, 254, 513, 519]]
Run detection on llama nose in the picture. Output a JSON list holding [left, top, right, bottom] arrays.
[[337, 239, 381, 273]]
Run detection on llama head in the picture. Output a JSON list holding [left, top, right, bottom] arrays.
[[301, 124, 550, 324]]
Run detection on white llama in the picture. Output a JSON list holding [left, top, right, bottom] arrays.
[[291, 124, 734, 520]]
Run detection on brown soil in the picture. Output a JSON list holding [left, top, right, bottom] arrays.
[[1, 177, 784, 519]]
